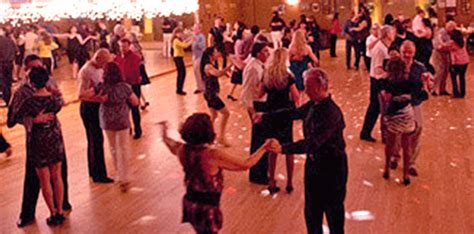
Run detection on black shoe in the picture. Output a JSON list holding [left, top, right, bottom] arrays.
[[55, 213, 65, 224], [63, 203, 72, 212], [268, 186, 281, 194], [93, 177, 114, 183], [439, 91, 450, 96], [193, 90, 203, 94], [17, 217, 35, 228], [408, 167, 418, 177], [176, 91, 187, 96], [383, 171, 390, 180], [285, 185, 294, 193], [431, 91, 438, 96], [46, 215, 60, 226], [360, 135, 376, 142], [249, 178, 269, 185], [227, 95, 237, 101], [403, 177, 411, 186], [389, 160, 398, 170], [133, 131, 142, 139]]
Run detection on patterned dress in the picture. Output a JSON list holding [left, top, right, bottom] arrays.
[[21, 95, 65, 168], [181, 145, 224, 234]]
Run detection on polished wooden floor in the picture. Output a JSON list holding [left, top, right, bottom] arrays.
[[1, 43, 473, 233]]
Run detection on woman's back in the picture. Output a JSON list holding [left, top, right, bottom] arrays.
[[265, 76, 295, 111], [100, 82, 132, 131], [179, 145, 223, 193]]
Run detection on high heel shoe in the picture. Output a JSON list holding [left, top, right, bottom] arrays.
[[285, 185, 294, 193], [227, 95, 237, 101], [383, 171, 390, 180], [140, 102, 150, 110]]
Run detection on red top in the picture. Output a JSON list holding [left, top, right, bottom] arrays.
[[330, 19, 342, 35], [114, 50, 142, 85]]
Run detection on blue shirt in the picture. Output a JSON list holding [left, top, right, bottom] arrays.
[[192, 33, 206, 60]]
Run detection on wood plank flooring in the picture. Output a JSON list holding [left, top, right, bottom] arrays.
[[0, 43, 473, 233]]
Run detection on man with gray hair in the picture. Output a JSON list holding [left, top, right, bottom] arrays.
[[258, 68, 348, 234], [360, 25, 396, 142]]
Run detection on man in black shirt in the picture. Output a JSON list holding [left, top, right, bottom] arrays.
[[270, 11, 286, 49], [209, 16, 227, 68], [258, 68, 348, 234], [343, 13, 361, 70]]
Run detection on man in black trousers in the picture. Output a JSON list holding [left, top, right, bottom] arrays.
[[78, 49, 114, 182], [0, 27, 16, 106], [7, 55, 72, 227], [258, 68, 348, 234]]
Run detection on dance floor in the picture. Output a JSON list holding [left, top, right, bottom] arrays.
[[0, 44, 473, 233]]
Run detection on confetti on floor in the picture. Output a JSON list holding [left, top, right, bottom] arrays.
[[241, 127, 247, 131], [244, 147, 250, 152], [394, 178, 401, 184], [131, 215, 157, 226], [466, 125, 472, 129], [130, 187, 145, 193], [260, 190, 270, 197], [450, 162, 458, 168], [356, 148, 362, 152], [238, 135, 243, 139], [137, 154, 147, 160], [449, 126, 457, 130], [363, 180, 374, 187], [277, 173, 286, 180], [153, 170, 160, 174], [225, 187, 237, 195], [350, 210, 375, 221], [272, 194, 278, 199], [375, 156, 382, 161]]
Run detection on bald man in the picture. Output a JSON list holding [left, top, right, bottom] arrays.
[[260, 68, 348, 234], [390, 41, 430, 174], [78, 49, 114, 183]]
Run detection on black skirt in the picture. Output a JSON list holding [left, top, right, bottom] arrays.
[[230, 69, 243, 85], [140, 63, 151, 85]]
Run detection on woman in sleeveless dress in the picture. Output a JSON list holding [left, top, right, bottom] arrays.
[[160, 113, 273, 234], [19, 67, 66, 225], [262, 48, 300, 194], [289, 29, 319, 94], [201, 46, 233, 147], [54, 26, 92, 79]]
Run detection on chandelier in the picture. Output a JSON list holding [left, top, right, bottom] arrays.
[[0, 0, 199, 26]]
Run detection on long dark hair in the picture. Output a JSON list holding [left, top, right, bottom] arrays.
[[235, 21, 246, 41], [450, 30, 464, 48], [200, 46, 218, 77], [103, 62, 124, 85]]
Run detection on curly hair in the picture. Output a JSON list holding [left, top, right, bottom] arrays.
[[180, 113, 216, 145]]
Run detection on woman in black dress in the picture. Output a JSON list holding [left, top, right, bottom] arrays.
[[54, 26, 92, 79], [19, 67, 66, 225], [263, 48, 300, 193], [201, 46, 233, 147]]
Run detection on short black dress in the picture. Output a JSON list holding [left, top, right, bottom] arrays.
[[263, 77, 296, 144], [204, 71, 225, 110], [230, 68, 243, 85], [21, 95, 65, 168]]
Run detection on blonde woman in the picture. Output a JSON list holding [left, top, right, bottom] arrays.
[[35, 32, 58, 75], [262, 48, 299, 193], [289, 29, 319, 92]]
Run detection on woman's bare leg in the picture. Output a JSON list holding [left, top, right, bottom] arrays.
[[285, 154, 294, 190], [36, 167, 56, 216], [50, 162, 64, 214]]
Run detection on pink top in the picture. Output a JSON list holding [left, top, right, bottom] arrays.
[[330, 19, 342, 35], [450, 43, 469, 65]]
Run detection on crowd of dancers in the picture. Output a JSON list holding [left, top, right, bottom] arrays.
[[0, 4, 471, 234]]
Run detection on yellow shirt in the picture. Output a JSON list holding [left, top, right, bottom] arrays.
[[37, 41, 59, 58], [172, 38, 191, 57]]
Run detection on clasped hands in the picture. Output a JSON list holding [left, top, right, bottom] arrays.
[[263, 138, 282, 154]]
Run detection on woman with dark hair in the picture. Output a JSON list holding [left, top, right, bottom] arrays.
[[227, 22, 246, 101], [99, 62, 139, 192], [414, 19, 435, 74], [380, 58, 429, 185], [269, 11, 286, 49], [384, 14, 394, 25], [201, 46, 233, 147], [54, 26, 93, 79], [172, 28, 193, 95], [329, 12, 341, 57], [159, 113, 272, 234], [448, 30, 469, 98], [19, 67, 66, 225], [306, 15, 321, 59]]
